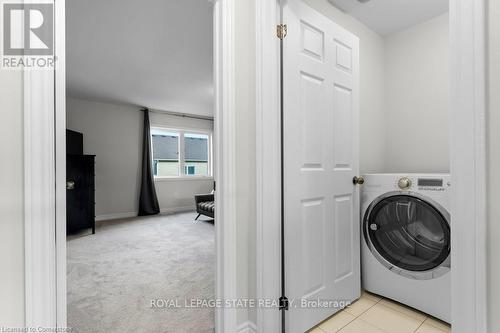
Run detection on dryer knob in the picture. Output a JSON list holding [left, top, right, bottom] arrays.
[[398, 177, 412, 190]]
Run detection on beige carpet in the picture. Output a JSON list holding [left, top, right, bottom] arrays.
[[67, 212, 215, 333]]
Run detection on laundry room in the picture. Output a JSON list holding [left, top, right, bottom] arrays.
[[281, 0, 452, 332]]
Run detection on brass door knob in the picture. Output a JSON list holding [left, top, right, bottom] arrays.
[[353, 176, 365, 185]]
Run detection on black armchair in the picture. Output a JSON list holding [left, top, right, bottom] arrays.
[[194, 193, 215, 220]]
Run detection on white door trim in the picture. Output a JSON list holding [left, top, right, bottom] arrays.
[[255, 0, 489, 332], [23, 0, 61, 326], [23, 0, 238, 332], [23, 48, 58, 328], [54, 0, 67, 327], [213, 0, 238, 331], [255, 0, 282, 332], [449, 0, 488, 332]]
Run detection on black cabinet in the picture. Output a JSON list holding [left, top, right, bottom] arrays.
[[66, 154, 96, 234]]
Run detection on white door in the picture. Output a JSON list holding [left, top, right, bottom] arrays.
[[283, 0, 360, 332]]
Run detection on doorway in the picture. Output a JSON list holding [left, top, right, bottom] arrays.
[[22, 0, 238, 332], [255, 0, 488, 332], [64, 1, 216, 332]]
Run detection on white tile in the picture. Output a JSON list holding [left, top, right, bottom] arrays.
[[307, 326, 326, 333], [361, 290, 382, 303], [343, 297, 377, 317], [415, 322, 449, 333], [319, 311, 356, 333], [378, 298, 427, 321], [338, 319, 387, 333], [359, 302, 425, 333]]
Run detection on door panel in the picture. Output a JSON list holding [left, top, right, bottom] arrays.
[[301, 198, 326, 296], [333, 84, 353, 168], [334, 195, 353, 281], [300, 72, 325, 165], [283, 0, 360, 331], [301, 21, 324, 61]]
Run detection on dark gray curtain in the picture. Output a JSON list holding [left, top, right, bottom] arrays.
[[138, 109, 160, 216]]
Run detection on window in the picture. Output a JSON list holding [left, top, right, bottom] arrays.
[[151, 128, 211, 178], [151, 130, 180, 177], [184, 133, 210, 176]]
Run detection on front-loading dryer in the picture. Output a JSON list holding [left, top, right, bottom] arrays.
[[361, 174, 451, 322]]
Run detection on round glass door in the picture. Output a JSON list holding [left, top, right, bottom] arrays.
[[364, 194, 450, 272]]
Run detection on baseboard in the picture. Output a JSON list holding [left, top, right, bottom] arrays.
[[95, 211, 137, 221], [160, 205, 195, 215], [95, 206, 196, 222], [236, 321, 257, 333]]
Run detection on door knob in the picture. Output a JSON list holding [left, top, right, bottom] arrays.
[[353, 176, 365, 185], [67, 180, 75, 190]]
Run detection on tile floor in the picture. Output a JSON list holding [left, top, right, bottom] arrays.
[[309, 291, 451, 333]]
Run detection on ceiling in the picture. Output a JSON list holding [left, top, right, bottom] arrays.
[[328, 0, 449, 36], [66, 0, 213, 117]]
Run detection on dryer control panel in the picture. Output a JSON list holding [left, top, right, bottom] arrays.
[[394, 176, 450, 191]]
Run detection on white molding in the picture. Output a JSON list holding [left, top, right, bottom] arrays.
[[236, 321, 258, 333], [150, 125, 214, 134], [160, 206, 196, 215], [95, 212, 137, 222], [23, 2, 57, 328], [255, 0, 282, 332], [213, 0, 238, 332], [54, 0, 67, 328], [24, 71, 57, 328], [24, 0, 66, 327], [450, 0, 488, 332], [154, 176, 214, 182], [95, 206, 196, 222]]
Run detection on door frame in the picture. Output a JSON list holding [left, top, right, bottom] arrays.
[[254, 0, 488, 332], [23, 0, 238, 332]]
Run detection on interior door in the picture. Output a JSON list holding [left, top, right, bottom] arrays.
[[283, 0, 360, 331]]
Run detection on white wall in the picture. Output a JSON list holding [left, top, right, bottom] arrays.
[[384, 14, 450, 173], [303, 0, 387, 174], [487, 0, 500, 331], [0, 71, 25, 325], [66, 98, 214, 219]]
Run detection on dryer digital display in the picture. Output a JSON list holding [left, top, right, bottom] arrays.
[[418, 178, 443, 187]]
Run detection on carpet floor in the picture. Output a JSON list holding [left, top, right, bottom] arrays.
[[67, 212, 215, 333]]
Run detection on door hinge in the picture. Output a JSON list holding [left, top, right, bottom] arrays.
[[277, 24, 287, 40], [279, 296, 289, 311], [213, 180, 216, 191]]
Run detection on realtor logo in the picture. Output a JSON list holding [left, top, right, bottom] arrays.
[[3, 3, 53, 55], [1, 1, 55, 69]]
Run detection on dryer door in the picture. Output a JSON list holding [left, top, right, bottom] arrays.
[[364, 193, 450, 278]]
